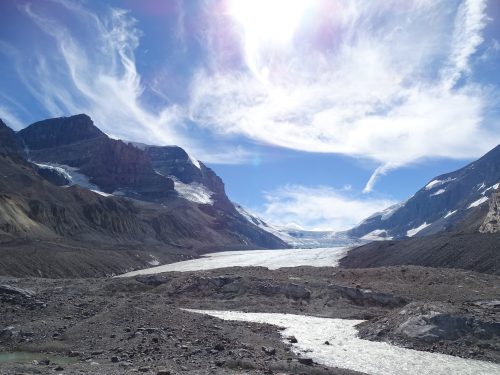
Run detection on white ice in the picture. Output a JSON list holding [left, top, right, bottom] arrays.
[[172, 177, 213, 205], [425, 178, 455, 191], [361, 229, 392, 241], [185, 310, 500, 375], [189, 154, 201, 169], [91, 190, 112, 197], [118, 247, 350, 277], [482, 183, 499, 195], [430, 189, 446, 196], [468, 196, 489, 209], [406, 222, 430, 237], [444, 210, 457, 218]]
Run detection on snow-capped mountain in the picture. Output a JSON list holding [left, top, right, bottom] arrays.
[[348, 144, 500, 239], [9, 114, 286, 250], [234, 204, 359, 248]]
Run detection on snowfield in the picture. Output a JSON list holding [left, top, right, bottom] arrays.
[[406, 222, 430, 237], [119, 247, 350, 277], [468, 196, 489, 209], [185, 310, 500, 375]]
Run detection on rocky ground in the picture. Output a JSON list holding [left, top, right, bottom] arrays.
[[0, 265, 499, 374]]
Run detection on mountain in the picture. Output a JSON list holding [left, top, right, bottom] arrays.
[[340, 145, 500, 275], [17, 114, 175, 199], [348, 145, 500, 240], [234, 204, 359, 248], [0, 115, 286, 277], [0, 119, 22, 156]]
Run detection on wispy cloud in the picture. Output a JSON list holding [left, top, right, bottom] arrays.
[[12, 0, 253, 164], [190, 0, 499, 189], [256, 185, 396, 231]]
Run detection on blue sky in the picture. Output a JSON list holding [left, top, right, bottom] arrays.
[[0, 0, 499, 230]]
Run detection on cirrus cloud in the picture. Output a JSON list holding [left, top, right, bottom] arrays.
[[189, 0, 499, 190]]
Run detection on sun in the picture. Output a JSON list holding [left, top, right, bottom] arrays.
[[227, 0, 314, 45]]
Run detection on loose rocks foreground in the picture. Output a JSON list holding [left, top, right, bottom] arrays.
[[0, 265, 499, 374]]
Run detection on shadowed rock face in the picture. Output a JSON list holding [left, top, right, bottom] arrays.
[[0, 120, 22, 156], [146, 146, 235, 211], [17, 114, 105, 150], [17, 115, 175, 196]]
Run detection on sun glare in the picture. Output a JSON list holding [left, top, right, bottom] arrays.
[[228, 0, 313, 45]]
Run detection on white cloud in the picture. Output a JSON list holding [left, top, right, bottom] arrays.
[[256, 185, 396, 231], [0, 106, 24, 130], [190, 0, 499, 188], [16, 0, 253, 164]]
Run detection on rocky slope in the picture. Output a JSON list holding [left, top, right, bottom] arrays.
[[480, 188, 500, 233], [348, 145, 500, 240], [0, 116, 286, 277], [1, 265, 498, 373]]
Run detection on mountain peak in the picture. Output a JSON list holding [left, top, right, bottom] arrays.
[[18, 114, 106, 150]]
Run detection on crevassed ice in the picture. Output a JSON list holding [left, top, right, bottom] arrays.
[[406, 222, 430, 237], [34, 162, 101, 190], [34, 162, 72, 183], [118, 247, 350, 277], [185, 310, 500, 375]]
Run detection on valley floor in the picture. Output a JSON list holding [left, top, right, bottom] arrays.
[[1, 263, 499, 374]]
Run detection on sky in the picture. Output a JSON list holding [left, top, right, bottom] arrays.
[[0, 0, 499, 230]]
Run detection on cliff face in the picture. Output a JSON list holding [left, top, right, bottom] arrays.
[[0, 115, 286, 270], [480, 189, 500, 233], [0, 119, 22, 156], [17, 115, 175, 196]]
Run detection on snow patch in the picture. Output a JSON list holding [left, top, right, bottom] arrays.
[[477, 182, 486, 191], [147, 255, 160, 266], [468, 196, 489, 209], [482, 183, 499, 195], [444, 210, 457, 218], [425, 178, 455, 191], [189, 155, 201, 169], [91, 190, 112, 197], [361, 229, 392, 241], [172, 177, 213, 205], [407, 222, 430, 237], [119, 247, 350, 277], [363, 202, 405, 222], [185, 310, 500, 375], [34, 163, 101, 190], [430, 189, 446, 197]]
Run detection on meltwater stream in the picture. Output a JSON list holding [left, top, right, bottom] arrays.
[[186, 309, 500, 375], [120, 247, 349, 277]]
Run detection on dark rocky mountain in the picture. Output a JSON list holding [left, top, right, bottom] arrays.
[[339, 145, 500, 275], [146, 145, 235, 212], [0, 119, 22, 156], [0, 115, 286, 277], [17, 114, 175, 198], [348, 145, 500, 240]]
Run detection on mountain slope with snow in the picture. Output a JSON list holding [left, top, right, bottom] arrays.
[[348, 145, 500, 239], [234, 204, 359, 248]]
